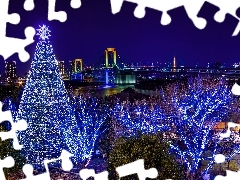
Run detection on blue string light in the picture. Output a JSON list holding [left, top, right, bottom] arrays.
[[111, 78, 234, 176], [70, 95, 109, 163], [168, 78, 233, 174], [111, 100, 170, 137], [16, 25, 82, 168]]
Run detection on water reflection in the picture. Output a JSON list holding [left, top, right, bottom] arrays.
[[73, 85, 157, 97]]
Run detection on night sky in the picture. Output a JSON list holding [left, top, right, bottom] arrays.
[[1, 0, 240, 76]]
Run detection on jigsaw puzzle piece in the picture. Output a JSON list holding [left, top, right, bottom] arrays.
[[0, 0, 20, 37], [110, 0, 124, 14], [116, 159, 158, 180], [110, 0, 185, 25], [231, 82, 240, 95], [219, 122, 240, 139], [0, 0, 35, 62], [48, 0, 82, 22], [138, 0, 188, 25], [214, 154, 226, 163], [215, 170, 240, 179], [181, 0, 207, 29], [24, 0, 81, 21], [48, 0, 67, 22], [79, 169, 109, 180], [236, 7, 240, 35], [0, 119, 27, 150], [24, 0, 35, 11], [0, 156, 14, 180], [21, 150, 73, 180], [206, 0, 240, 23], [207, 0, 240, 36], [0, 102, 12, 122], [110, 0, 206, 27], [71, 0, 81, 9], [44, 149, 73, 172], [214, 124, 240, 179], [232, 21, 240, 36], [0, 27, 35, 63], [0, 102, 28, 150], [110, 0, 240, 35], [21, 164, 50, 180], [131, 0, 186, 25]]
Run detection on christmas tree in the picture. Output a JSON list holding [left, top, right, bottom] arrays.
[[17, 25, 81, 169]]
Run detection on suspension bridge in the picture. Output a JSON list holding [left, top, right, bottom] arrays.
[[70, 48, 240, 85]]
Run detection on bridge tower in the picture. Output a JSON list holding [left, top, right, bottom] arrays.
[[104, 48, 117, 84], [105, 48, 117, 67], [74, 59, 83, 72], [71, 59, 83, 80]]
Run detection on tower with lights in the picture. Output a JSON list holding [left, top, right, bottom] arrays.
[[173, 55, 177, 72]]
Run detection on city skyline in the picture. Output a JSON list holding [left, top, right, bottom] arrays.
[[1, 0, 240, 75]]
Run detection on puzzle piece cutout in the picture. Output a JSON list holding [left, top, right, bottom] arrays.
[[71, 0, 82, 9], [48, 0, 67, 22], [214, 154, 226, 164], [20, 149, 73, 180], [0, 0, 35, 62], [110, 0, 211, 29], [207, 0, 240, 36], [24, 0, 35, 11], [0, 102, 28, 150], [110, 0, 240, 36], [1, 0, 82, 62], [24, 0, 81, 22], [0, 156, 15, 180], [214, 83, 240, 179], [213, 121, 240, 179], [79, 169, 109, 180], [116, 159, 158, 180], [219, 122, 240, 139], [231, 82, 240, 95], [215, 170, 240, 180], [79, 159, 157, 180]]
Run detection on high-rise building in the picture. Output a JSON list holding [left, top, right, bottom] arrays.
[[69, 60, 74, 78], [58, 61, 65, 75], [5, 61, 17, 80]]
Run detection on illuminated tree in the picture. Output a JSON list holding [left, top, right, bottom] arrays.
[[98, 115, 124, 156], [165, 78, 233, 179], [71, 95, 109, 165], [111, 78, 236, 179], [16, 25, 81, 168], [111, 101, 169, 138]]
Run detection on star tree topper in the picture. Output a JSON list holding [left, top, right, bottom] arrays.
[[36, 25, 51, 40]]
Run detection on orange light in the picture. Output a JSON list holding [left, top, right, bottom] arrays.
[[18, 81, 23, 86]]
